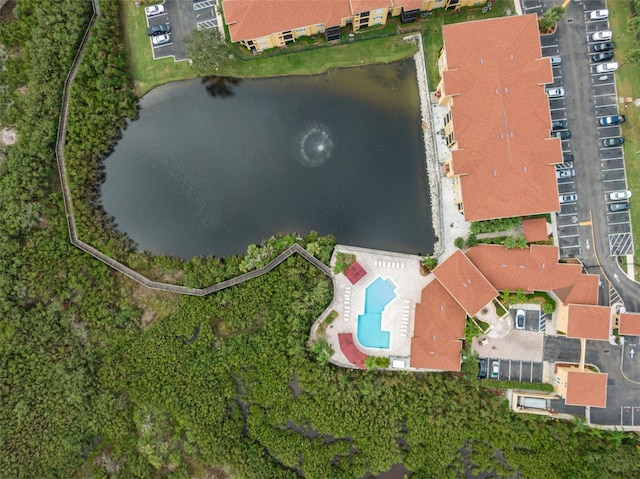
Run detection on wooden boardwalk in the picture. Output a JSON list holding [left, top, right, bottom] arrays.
[[54, 0, 333, 296]]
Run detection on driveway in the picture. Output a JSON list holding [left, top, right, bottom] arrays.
[[544, 335, 640, 426]]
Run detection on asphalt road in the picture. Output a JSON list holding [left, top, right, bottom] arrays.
[[535, 0, 640, 312]]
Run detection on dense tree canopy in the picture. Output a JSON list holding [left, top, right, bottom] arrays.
[[0, 1, 639, 478]]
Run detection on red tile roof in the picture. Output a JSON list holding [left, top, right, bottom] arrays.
[[619, 312, 640, 336], [223, 0, 359, 42], [338, 333, 366, 369], [432, 250, 498, 316], [522, 218, 549, 243], [566, 304, 611, 341], [344, 261, 367, 285], [410, 280, 465, 371], [566, 371, 607, 408], [393, 0, 423, 9], [441, 14, 561, 221], [465, 245, 599, 306]]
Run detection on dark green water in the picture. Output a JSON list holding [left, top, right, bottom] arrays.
[[101, 60, 434, 259]]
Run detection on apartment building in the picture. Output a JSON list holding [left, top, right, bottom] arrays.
[[436, 14, 563, 222], [223, 0, 487, 53]]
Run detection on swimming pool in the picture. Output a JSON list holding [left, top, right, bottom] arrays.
[[357, 277, 396, 349]]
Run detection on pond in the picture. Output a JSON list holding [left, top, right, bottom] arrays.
[[101, 60, 435, 259]]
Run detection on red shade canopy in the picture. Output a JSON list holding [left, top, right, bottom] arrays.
[[344, 261, 367, 285]]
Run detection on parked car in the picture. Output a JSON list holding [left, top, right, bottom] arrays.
[[603, 137, 624, 148], [609, 190, 632, 201], [552, 119, 568, 130], [594, 41, 616, 52], [515, 309, 526, 330], [145, 4, 166, 17], [609, 202, 630, 212], [151, 34, 171, 46], [550, 55, 562, 66], [596, 62, 618, 73], [556, 168, 575, 179], [599, 115, 626, 126], [592, 30, 613, 42], [592, 52, 614, 63], [490, 361, 500, 379], [551, 130, 571, 140], [563, 153, 575, 163], [559, 194, 578, 204], [546, 87, 565, 98], [590, 9, 609, 20], [146, 23, 170, 36], [477, 359, 487, 379]]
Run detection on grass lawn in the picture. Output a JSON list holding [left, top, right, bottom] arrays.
[[120, 0, 193, 96], [121, 0, 515, 96], [120, 0, 416, 96], [610, 5, 640, 279]]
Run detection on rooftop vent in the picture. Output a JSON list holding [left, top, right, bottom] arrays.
[[524, 166, 528, 172], [480, 58, 484, 64], [505, 87, 509, 93], [510, 132, 514, 138], [493, 170, 497, 176], [495, 88, 499, 95], [510, 53, 515, 60], [501, 264, 507, 267]]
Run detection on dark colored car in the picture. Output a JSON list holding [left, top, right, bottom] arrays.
[[552, 119, 568, 130], [593, 41, 616, 52], [603, 137, 624, 148], [563, 153, 575, 163], [147, 23, 170, 36], [477, 359, 487, 379], [609, 202, 630, 212], [592, 51, 614, 63], [551, 130, 571, 140], [599, 115, 626, 126]]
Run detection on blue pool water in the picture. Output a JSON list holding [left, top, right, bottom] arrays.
[[357, 277, 396, 349]]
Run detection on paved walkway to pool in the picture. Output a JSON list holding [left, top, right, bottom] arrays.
[[324, 245, 434, 368]]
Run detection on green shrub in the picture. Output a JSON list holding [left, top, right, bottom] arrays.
[[466, 233, 479, 248], [470, 217, 522, 234], [481, 380, 555, 392], [454, 236, 465, 249], [365, 356, 390, 369], [333, 252, 356, 274]]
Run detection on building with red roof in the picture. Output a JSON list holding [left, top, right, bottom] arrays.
[[555, 367, 608, 408], [619, 312, 640, 336], [437, 14, 562, 221], [522, 218, 550, 243], [566, 304, 611, 341], [432, 249, 498, 317], [410, 279, 466, 371], [223, 0, 488, 52]]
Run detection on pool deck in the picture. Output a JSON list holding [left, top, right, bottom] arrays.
[[323, 245, 433, 369]]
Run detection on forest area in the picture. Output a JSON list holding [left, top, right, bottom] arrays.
[[0, 0, 639, 478]]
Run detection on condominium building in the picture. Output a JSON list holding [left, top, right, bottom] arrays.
[[223, 0, 487, 53], [436, 14, 563, 222]]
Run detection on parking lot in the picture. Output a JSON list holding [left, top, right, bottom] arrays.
[[528, 0, 634, 259], [480, 357, 544, 383], [510, 307, 544, 332], [145, 0, 220, 62]]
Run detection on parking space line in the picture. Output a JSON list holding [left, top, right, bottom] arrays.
[[608, 221, 631, 226], [602, 167, 625, 171], [519, 361, 522, 382], [559, 234, 580, 239], [596, 103, 618, 108]]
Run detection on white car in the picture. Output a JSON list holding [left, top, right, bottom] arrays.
[[590, 9, 609, 20], [546, 87, 565, 98], [556, 168, 575, 179], [596, 62, 618, 73], [592, 30, 613, 42], [515, 310, 526, 330], [145, 4, 166, 17], [609, 190, 632, 201], [152, 33, 171, 46], [559, 194, 578, 204]]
